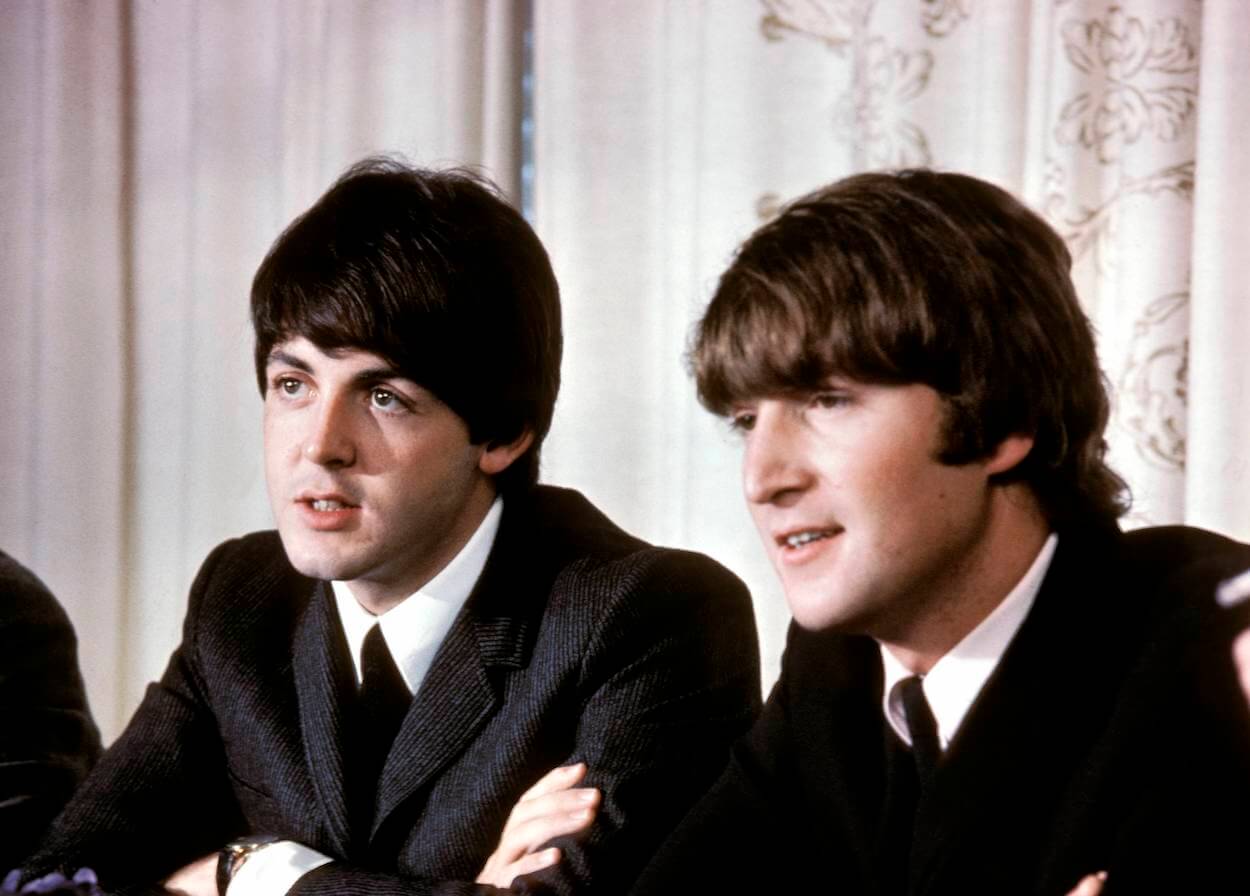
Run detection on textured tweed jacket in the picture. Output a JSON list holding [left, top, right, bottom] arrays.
[[633, 524, 1250, 895], [25, 486, 761, 895]]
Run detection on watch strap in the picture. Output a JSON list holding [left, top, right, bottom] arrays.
[[217, 834, 281, 896]]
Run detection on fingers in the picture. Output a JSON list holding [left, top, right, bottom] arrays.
[[500, 781, 601, 857], [476, 847, 563, 888], [1065, 871, 1107, 896], [518, 762, 587, 801], [476, 763, 602, 888]]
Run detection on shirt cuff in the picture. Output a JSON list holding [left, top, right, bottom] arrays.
[[227, 840, 334, 896]]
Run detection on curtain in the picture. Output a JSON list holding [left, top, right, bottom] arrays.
[[533, 0, 1250, 686], [1, 0, 525, 740], [4, 0, 1247, 732]]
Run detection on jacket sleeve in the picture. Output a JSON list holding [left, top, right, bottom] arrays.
[[0, 554, 103, 872], [18, 541, 247, 892], [289, 549, 762, 896], [626, 628, 808, 896]]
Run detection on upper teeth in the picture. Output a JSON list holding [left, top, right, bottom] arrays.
[[786, 531, 829, 548], [312, 500, 348, 511]]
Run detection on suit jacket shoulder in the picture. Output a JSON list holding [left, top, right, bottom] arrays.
[[0, 551, 102, 869], [27, 487, 762, 896], [636, 523, 1250, 895]]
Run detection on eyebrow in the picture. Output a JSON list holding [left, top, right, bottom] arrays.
[[266, 348, 411, 386], [266, 348, 313, 373]]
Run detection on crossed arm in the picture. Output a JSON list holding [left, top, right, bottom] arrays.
[[476, 774, 1108, 896], [162, 764, 601, 895], [19, 540, 759, 895]]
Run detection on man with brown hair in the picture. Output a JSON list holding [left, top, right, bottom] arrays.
[[624, 170, 1250, 893]]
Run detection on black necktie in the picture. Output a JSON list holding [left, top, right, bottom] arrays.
[[898, 675, 941, 789], [351, 624, 411, 834], [360, 623, 411, 736]]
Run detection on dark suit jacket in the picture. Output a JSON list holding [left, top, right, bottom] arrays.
[[24, 486, 761, 895], [633, 524, 1250, 895], [0, 551, 102, 870]]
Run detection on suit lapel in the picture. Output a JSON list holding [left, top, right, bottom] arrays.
[[822, 637, 890, 884], [371, 494, 547, 838], [783, 628, 887, 887], [908, 527, 1126, 893], [293, 581, 356, 858], [371, 609, 500, 833]]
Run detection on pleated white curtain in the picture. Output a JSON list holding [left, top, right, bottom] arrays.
[[533, 0, 1250, 686], [1, 0, 525, 740], [5, 0, 1248, 734]]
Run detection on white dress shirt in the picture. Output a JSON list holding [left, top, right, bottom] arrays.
[[229, 497, 503, 895], [332, 496, 503, 694], [881, 533, 1058, 752]]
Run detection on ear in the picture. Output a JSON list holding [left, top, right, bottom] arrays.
[[984, 432, 1034, 477], [478, 428, 535, 476]]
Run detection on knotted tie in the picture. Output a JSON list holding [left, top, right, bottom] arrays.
[[876, 675, 942, 888], [351, 623, 411, 834], [898, 675, 941, 789]]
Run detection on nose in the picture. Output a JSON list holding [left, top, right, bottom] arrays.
[[742, 402, 811, 507], [302, 393, 357, 467]]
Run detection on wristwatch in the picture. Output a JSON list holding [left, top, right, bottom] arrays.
[[217, 834, 281, 895]]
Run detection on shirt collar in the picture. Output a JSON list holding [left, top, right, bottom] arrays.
[[332, 495, 504, 694], [880, 532, 1058, 750]]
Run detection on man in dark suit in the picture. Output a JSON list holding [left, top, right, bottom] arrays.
[[19, 160, 760, 895], [624, 170, 1250, 894], [0, 550, 101, 869]]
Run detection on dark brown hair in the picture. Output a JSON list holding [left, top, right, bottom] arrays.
[[251, 158, 561, 493], [694, 169, 1128, 526]]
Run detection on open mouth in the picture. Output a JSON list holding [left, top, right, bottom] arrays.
[[309, 499, 356, 512], [296, 495, 361, 531], [779, 528, 841, 550]]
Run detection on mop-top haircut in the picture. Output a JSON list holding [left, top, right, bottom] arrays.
[[694, 169, 1127, 526]]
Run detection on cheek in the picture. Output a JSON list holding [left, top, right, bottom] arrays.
[[747, 502, 770, 535], [386, 444, 452, 501], [263, 411, 301, 459], [261, 430, 282, 479]]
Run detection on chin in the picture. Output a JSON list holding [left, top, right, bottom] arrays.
[[283, 550, 334, 581], [785, 581, 873, 634], [790, 611, 847, 633], [786, 594, 845, 632], [279, 536, 346, 582]]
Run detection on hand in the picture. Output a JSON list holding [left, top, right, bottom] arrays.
[[1, 869, 103, 895], [1065, 871, 1107, 896], [1233, 628, 1250, 707], [476, 763, 601, 889], [163, 853, 218, 896]]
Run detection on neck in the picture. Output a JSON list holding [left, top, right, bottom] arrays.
[[346, 481, 498, 616], [880, 483, 1050, 675]]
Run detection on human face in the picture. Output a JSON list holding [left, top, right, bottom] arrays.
[[735, 381, 1020, 648], [263, 337, 499, 613]]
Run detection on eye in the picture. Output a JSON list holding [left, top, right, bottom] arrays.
[[728, 410, 757, 433], [273, 376, 306, 398], [370, 387, 409, 413], [810, 391, 850, 410]]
